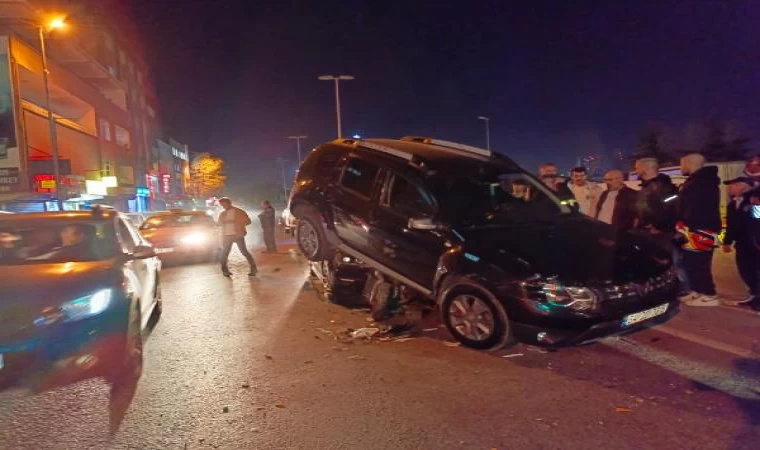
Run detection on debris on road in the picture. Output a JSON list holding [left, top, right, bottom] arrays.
[[351, 328, 380, 339], [422, 327, 438, 332], [392, 337, 416, 343], [615, 407, 632, 413], [304, 360, 314, 365], [502, 353, 524, 358], [347, 355, 367, 360], [241, 383, 251, 389], [265, 355, 273, 360], [525, 346, 548, 354], [443, 341, 460, 347], [275, 404, 286, 409], [222, 406, 230, 413]]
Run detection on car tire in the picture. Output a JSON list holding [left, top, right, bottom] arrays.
[[296, 211, 331, 261], [107, 301, 143, 388], [439, 278, 514, 351]]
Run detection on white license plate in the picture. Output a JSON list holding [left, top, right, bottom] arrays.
[[622, 303, 669, 327]]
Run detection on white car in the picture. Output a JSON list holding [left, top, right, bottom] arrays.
[[281, 207, 296, 234]]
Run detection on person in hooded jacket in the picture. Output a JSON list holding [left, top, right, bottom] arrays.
[[675, 153, 722, 306]]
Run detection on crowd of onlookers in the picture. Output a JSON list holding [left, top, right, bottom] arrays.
[[537, 155, 760, 312]]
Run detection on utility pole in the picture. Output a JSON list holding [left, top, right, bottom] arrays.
[[39, 19, 67, 208], [318, 75, 354, 138], [477, 116, 491, 151], [275, 157, 289, 203], [287, 135, 307, 163]]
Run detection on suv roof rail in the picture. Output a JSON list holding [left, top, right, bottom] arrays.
[[332, 138, 413, 161], [400, 136, 492, 158]]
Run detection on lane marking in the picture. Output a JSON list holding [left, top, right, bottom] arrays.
[[653, 325, 759, 359], [602, 337, 760, 400]]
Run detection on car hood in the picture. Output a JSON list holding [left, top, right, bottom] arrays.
[[460, 217, 671, 284], [0, 260, 121, 311]]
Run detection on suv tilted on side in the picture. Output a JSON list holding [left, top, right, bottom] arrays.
[[290, 137, 678, 350]]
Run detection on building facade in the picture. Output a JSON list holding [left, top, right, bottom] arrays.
[[0, 0, 186, 212]]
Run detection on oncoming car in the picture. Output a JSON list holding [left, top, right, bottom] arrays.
[[139, 210, 219, 263], [0, 209, 161, 390]]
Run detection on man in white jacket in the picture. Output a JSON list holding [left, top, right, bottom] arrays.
[[568, 167, 602, 217]]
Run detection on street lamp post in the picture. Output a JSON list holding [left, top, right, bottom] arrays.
[[39, 17, 67, 207], [318, 75, 354, 138], [477, 116, 491, 151], [287, 135, 307, 163], [275, 157, 289, 203]]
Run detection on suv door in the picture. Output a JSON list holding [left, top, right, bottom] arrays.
[[328, 155, 382, 254], [369, 171, 445, 290], [116, 217, 154, 328]]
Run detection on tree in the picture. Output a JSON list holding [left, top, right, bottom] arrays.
[[634, 125, 676, 165], [189, 153, 227, 197], [702, 120, 751, 162]]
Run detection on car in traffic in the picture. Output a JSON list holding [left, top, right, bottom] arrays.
[[139, 210, 219, 263], [0, 208, 161, 390], [289, 137, 679, 350]]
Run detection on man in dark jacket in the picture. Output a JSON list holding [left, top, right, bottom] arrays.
[[258, 200, 277, 253], [633, 158, 679, 234], [538, 163, 576, 205], [676, 154, 721, 307], [595, 170, 637, 231], [722, 177, 759, 307]]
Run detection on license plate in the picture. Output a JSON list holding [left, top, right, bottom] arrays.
[[622, 303, 669, 327], [0, 353, 4, 370]]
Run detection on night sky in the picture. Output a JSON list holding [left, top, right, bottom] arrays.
[[117, 0, 759, 186]]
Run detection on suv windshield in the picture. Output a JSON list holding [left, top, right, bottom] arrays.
[[141, 213, 214, 229], [0, 220, 117, 265], [433, 171, 570, 227]]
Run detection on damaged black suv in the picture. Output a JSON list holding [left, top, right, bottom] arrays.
[[290, 137, 678, 350]]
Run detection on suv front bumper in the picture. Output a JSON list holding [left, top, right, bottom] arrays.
[[512, 300, 679, 347]]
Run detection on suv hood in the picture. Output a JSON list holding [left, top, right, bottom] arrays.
[[461, 217, 671, 285]]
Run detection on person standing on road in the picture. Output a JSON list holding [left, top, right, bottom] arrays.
[[217, 197, 257, 277], [567, 166, 602, 217], [258, 200, 277, 254], [675, 154, 722, 307], [722, 177, 760, 308], [538, 163, 575, 205], [595, 170, 637, 230]]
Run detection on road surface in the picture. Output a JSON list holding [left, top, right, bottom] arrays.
[[0, 235, 758, 449]]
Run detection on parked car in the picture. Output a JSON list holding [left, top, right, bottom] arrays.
[[289, 137, 679, 350], [0, 208, 161, 390], [309, 253, 369, 306], [281, 207, 296, 235], [139, 210, 219, 263]]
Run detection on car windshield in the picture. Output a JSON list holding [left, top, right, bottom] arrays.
[[141, 213, 215, 229], [432, 170, 570, 227], [0, 220, 117, 265]]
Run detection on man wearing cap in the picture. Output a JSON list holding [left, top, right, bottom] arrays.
[[723, 177, 760, 309]]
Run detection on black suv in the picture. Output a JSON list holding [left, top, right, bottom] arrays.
[[290, 137, 678, 350]]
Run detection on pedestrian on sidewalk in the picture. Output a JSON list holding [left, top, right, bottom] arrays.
[[675, 154, 722, 307], [258, 200, 277, 254], [217, 197, 257, 277], [595, 169, 637, 231]]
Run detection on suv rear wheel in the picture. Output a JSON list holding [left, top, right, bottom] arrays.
[[296, 211, 331, 261], [440, 280, 514, 350]]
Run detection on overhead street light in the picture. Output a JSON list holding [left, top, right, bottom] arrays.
[[477, 116, 491, 151], [287, 135, 307, 163], [318, 75, 354, 139]]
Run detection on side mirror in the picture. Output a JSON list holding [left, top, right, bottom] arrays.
[[129, 245, 156, 260], [408, 217, 446, 231]]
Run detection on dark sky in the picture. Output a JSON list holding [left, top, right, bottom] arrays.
[[119, 0, 760, 185]]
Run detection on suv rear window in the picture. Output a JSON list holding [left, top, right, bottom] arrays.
[[340, 158, 379, 197]]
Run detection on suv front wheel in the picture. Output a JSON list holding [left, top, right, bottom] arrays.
[[440, 279, 514, 350], [296, 211, 331, 261]]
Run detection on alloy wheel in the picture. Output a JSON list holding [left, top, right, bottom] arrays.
[[298, 220, 319, 258], [448, 294, 495, 342]]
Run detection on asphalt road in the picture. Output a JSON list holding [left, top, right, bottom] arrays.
[[0, 235, 758, 450]]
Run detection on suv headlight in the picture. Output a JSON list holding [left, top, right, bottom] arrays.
[[522, 278, 598, 312], [61, 288, 113, 322]]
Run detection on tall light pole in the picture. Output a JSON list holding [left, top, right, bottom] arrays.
[[318, 75, 354, 138], [39, 17, 67, 207], [287, 135, 307, 163], [275, 157, 289, 202], [477, 116, 491, 151]]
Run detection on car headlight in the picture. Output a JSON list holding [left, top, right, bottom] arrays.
[[180, 232, 208, 245], [61, 288, 113, 322], [522, 278, 598, 312]]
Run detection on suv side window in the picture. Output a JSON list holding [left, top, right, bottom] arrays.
[[385, 174, 435, 217], [340, 157, 379, 198]]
